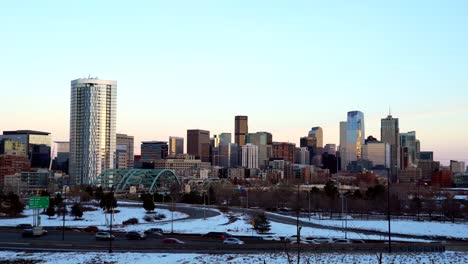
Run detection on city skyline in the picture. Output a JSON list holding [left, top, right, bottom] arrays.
[[1, 1, 467, 165]]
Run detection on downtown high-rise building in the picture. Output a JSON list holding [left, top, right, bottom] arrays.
[[235, 116, 248, 147], [246, 131, 273, 169], [141, 141, 168, 161], [345, 111, 365, 168], [0, 130, 52, 168], [69, 78, 117, 185], [116, 133, 134, 168], [241, 143, 258, 169], [381, 114, 399, 180], [399, 131, 418, 169], [339, 121, 347, 170], [168, 136, 184, 156], [187, 129, 210, 162]]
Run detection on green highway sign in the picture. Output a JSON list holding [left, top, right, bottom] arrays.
[[29, 196, 50, 209]]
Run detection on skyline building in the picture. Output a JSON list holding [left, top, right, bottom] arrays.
[[69, 78, 117, 185], [187, 129, 210, 162], [345, 111, 365, 168], [362, 141, 391, 169], [400, 131, 418, 169], [241, 143, 258, 169], [295, 147, 310, 165], [141, 141, 168, 161], [272, 142, 296, 163], [339, 121, 347, 170], [117, 133, 134, 168], [168, 136, 184, 156], [381, 114, 400, 180], [246, 131, 273, 169], [324, 144, 336, 156], [235, 116, 248, 147], [0, 130, 51, 168], [52, 141, 69, 173]]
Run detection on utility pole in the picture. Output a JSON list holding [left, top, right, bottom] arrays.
[[296, 183, 301, 264], [387, 168, 392, 253], [109, 186, 114, 253], [62, 180, 66, 241]]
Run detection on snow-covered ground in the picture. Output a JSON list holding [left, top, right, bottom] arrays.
[[0, 251, 465, 264], [141, 210, 429, 242], [268, 213, 468, 239], [0, 206, 188, 232]]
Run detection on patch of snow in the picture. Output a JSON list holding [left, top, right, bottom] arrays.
[[0, 251, 466, 264], [0, 206, 188, 232], [268, 213, 468, 239]]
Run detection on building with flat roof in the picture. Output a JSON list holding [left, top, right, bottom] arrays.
[[1, 130, 51, 168], [169, 136, 184, 156], [187, 129, 210, 162], [69, 78, 117, 185]]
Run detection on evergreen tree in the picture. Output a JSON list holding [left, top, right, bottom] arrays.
[[45, 205, 56, 218], [99, 191, 117, 211], [85, 185, 94, 198], [141, 193, 155, 212], [95, 186, 104, 201], [252, 212, 271, 234], [70, 203, 83, 219]]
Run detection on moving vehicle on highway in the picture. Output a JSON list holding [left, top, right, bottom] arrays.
[[307, 237, 334, 244], [223, 238, 245, 245], [202, 232, 232, 239], [83, 226, 99, 232], [126, 231, 146, 240], [261, 235, 281, 241], [16, 224, 32, 229], [162, 238, 185, 244], [123, 218, 139, 225], [144, 228, 164, 236], [95, 232, 115, 241], [334, 239, 352, 244], [21, 227, 47, 238]]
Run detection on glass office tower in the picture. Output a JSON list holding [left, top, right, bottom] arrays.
[[345, 111, 365, 167], [69, 78, 117, 185]]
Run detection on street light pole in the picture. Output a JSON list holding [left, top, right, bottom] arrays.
[[109, 186, 114, 254], [308, 191, 311, 221], [387, 168, 392, 253], [62, 181, 66, 241]]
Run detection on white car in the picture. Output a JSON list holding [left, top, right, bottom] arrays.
[[285, 235, 298, 242], [223, 238, 245, 245], [262, 236, 281, 241], [290, 240, 310, 245], [95, 232, 115, 241], [334, 239, 352, 244], [309, 237, 334, 244]]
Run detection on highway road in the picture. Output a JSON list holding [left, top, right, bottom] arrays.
[[0, 228, 456, 254]]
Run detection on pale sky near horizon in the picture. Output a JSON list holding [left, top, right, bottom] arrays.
[[0, 1, 467, 165]]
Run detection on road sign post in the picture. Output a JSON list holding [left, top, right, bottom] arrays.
[[29, 197, 50, 209]]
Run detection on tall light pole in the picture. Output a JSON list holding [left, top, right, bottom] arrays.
[[62, 179, 66, 241], [296, 182, 301, 264], [109, 185, 114, 254], [387, 168, 392, 253]]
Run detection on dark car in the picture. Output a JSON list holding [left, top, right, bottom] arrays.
[[123, 218, 139, 225], [162, 238, 185, 244], [83, 226, 100, 232], [144, 228, 164, 236], [202, 232, 232, 239], [21, 229, 34, 238], [126, 231, 146, 240], [16, 224, 32, 229]]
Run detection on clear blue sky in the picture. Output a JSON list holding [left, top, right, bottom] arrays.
[[1, 1, 467, 165]]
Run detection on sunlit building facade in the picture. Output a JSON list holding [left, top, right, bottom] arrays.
[[69, 78, 117, 185], [345, 111, 365, 167]]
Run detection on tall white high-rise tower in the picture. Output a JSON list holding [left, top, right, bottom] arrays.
[[69, 78, 117, 185]]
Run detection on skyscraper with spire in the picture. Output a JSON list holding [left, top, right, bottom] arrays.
[[381, 112, 399, 181]]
